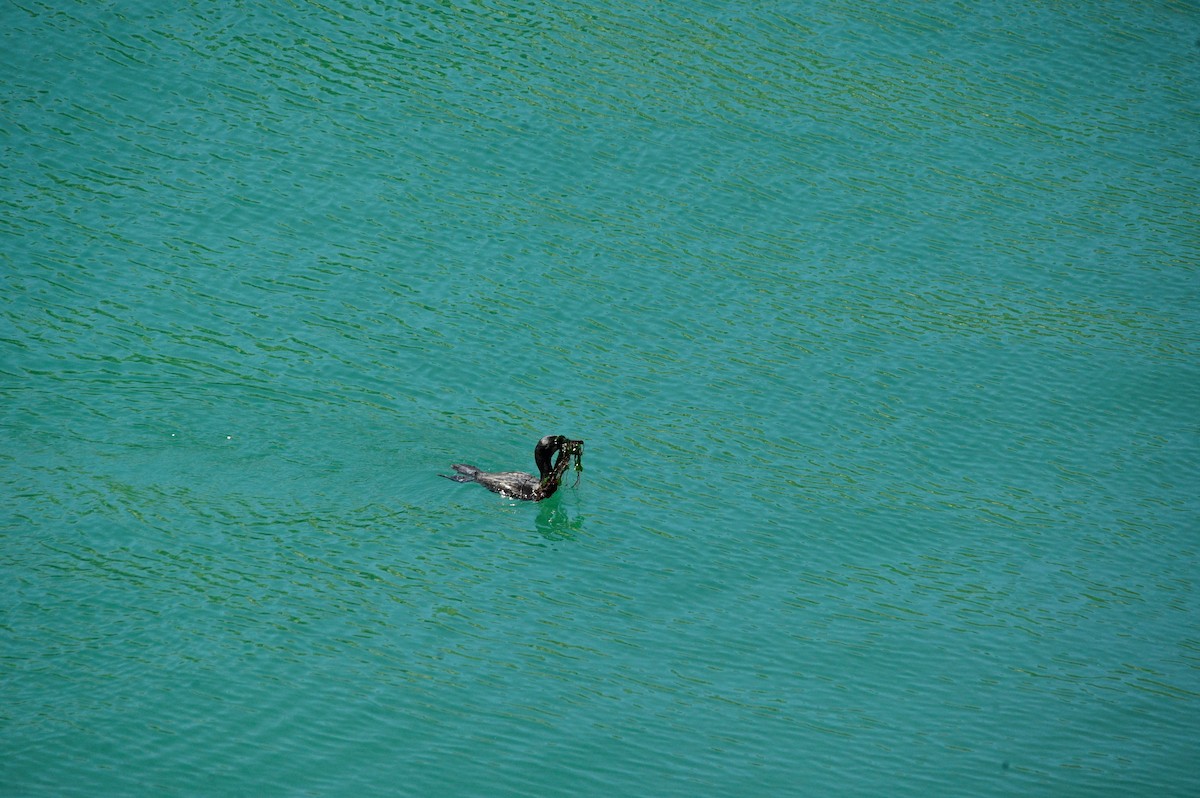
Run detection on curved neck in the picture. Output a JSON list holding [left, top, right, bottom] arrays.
[[533, 443, 555, 479], [534, 450, 572, 500]]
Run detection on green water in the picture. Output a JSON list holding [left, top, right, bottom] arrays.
[[3, 0, 1198, 795]]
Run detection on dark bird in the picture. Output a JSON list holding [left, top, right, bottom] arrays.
[[440, 435, 584, 501]]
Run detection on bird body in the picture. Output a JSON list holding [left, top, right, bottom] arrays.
[[441, 435, 584, 502]]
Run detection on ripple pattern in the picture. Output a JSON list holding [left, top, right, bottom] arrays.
[[3, 0, 1198, 795]]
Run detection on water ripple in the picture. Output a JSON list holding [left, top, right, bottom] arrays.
[[4, 0, 1199, 795]]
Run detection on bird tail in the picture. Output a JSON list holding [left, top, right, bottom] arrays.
[[440, 464, 479, 483]]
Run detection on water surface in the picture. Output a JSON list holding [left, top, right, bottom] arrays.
[[3, 0, 1198, 795]]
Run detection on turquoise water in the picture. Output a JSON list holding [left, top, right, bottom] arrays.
[[3, 0, 1199, 794]]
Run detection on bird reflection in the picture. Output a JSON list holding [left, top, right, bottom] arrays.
[[535, 500, 583, 540]]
